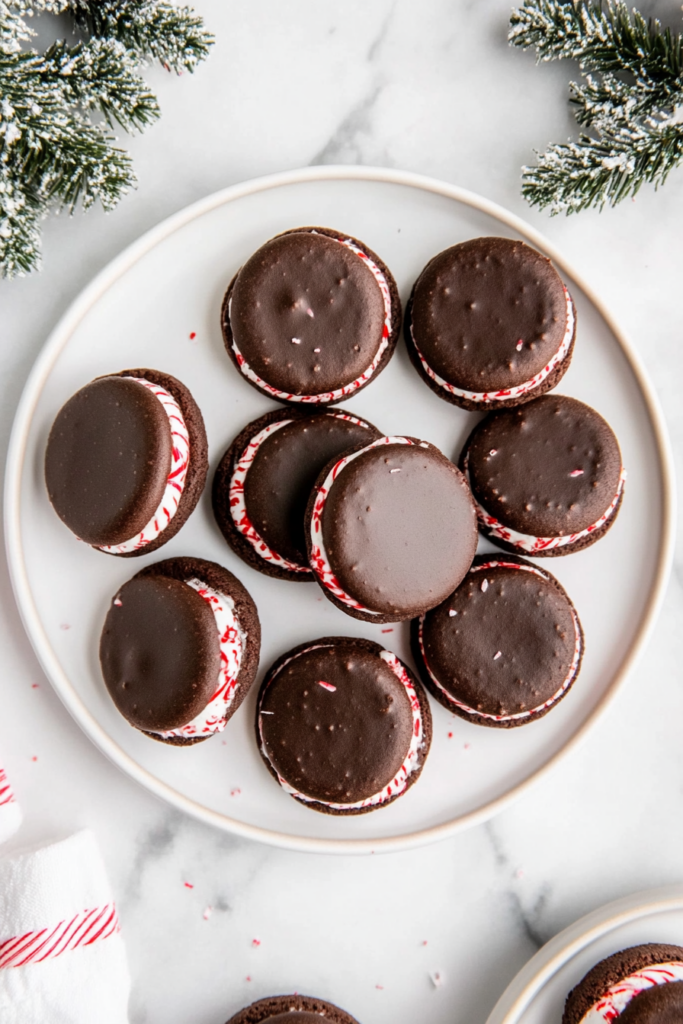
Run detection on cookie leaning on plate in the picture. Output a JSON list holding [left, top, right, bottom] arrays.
[[221, 227, 401, 405], [256, 637, 432, 815], [405, 236, 576, 410], [460, 394, 625, 557], [225, 995, 361, 1024], [212, 407, 381, 581], [100, 557, 260, 746], [411, 554, 584, 728], [44, 369, 208, 557], [563, 943, 683, 1023], [304, 435, 478, 622]]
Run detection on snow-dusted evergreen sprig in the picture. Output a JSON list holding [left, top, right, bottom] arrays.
[[0, 1, 212, 277], [510, 0, 683, 214], [69, 1, 212, 74]]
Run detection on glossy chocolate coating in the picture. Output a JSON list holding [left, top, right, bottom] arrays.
[[229, 231, 386, 395], [100, 575, 220, 732], [322, 441, 477, 618], [259, 642, 414, 804], [421, 559, 578, 717], [466, 395, 623, 537], [45, 376, 172, 547], [410, 237, 568, 391], [244, 413, 380, 565], [621, 981, 683, 1022]]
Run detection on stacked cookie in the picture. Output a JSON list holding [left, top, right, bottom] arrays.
[[44, 226, 625, 814]]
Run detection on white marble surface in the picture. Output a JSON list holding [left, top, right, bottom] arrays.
[[2, 2, 683, 1022]]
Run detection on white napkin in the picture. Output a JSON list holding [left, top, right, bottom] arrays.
[[0, 830, 130, 1023], [0, 762, 22, 846]]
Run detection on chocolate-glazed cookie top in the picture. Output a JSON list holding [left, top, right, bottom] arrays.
[[100, 575, 220, 732], [45, 376, 172, 547], [421, 560, 579, 717], [620, 981, 683, 1023], [229, 231, 386, 396], [410, 237, 569, 391], [466, 395, 623, 537], [321, 441, 477, 618], [244, 413, 380, 565], [259, 642, 414, 804]]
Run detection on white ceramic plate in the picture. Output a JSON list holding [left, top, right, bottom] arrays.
[[486, 885, 683, 1023], [4, 166, 675, 853]]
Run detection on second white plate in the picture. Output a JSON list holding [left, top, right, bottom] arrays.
[[486, 885, 683, 1023], [4, 166, 675, 852]]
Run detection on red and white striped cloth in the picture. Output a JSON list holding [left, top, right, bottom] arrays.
[[0, 764, 22, 846], [0, 830, 130, 1022]]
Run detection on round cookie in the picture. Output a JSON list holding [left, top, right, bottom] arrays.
[[405, 236, 577, 410], [563, 943, 683, 1024], [221, 227, 401, 405], [256, 637, 432, 815], [304, 435, 478, 622], [460, 394, 625, 557], [100, 556, 260, 746], [45, 368, 208, 557], [225, 995, 361, 1024], [213, 407, 381, 581], [411, 554, 584, 728]]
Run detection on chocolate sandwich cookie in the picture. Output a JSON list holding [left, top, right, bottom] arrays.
[[221, 227, 401, 405], [411, 554, 583, 728], [563, 944, 683, 1024], [100, 556, 260, 746], [304, 435, 478, 622], [45, 369, 208, 557], [405, 236, 576, 410], [213, 407, 381, 581], [225, 995, 361, 1024], [460, 394, 625, 557], [256, 637, 432, 815]]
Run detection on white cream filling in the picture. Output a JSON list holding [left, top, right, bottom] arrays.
[[257, 644, 425, 810], [228, 411, 371, 574], [579, 962, 683, 1022], [418, 560, 582, 722], [154, 578, 246, 739], [229, 235, 392, 403], [98, 377, 190, 555], [463, 450, 627, 554], [410, 287, 575, 404], [308, 436, 431, 616]]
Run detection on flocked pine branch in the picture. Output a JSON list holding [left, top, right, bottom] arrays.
[[0, 0, 213, 277], [510, 0, 683, 214]]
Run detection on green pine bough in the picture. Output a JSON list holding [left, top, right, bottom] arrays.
[[0, 1, 213, 277], [509, 0, 683, 214]]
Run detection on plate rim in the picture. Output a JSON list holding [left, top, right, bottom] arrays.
[[485, 884, 683, 1023], [4, 164, 676, 854]]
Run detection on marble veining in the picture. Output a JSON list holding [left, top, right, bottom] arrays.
[[2, 2, 683, 1022]]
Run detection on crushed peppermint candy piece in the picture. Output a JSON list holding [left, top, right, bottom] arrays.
[[230, 787, 241, 796], [291, 337, 301, 345], [516, 340, 524, 351], [114, 598, 122, 606], [203, 906, 213, 920], [252, 938, 261, 947], [448, 609, 457, 617], [489, 449, 498, 456], [570, 469, 584, 477], [318, 680, 337, 692], [493, 651, 502, 660], [429, 970, 444, 988], [313, 347, 321, 353], [184, 881, 194, 889], [390, 468, 401, 473], [481, 579, 489, 593], [306, 308, 314, 318]]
